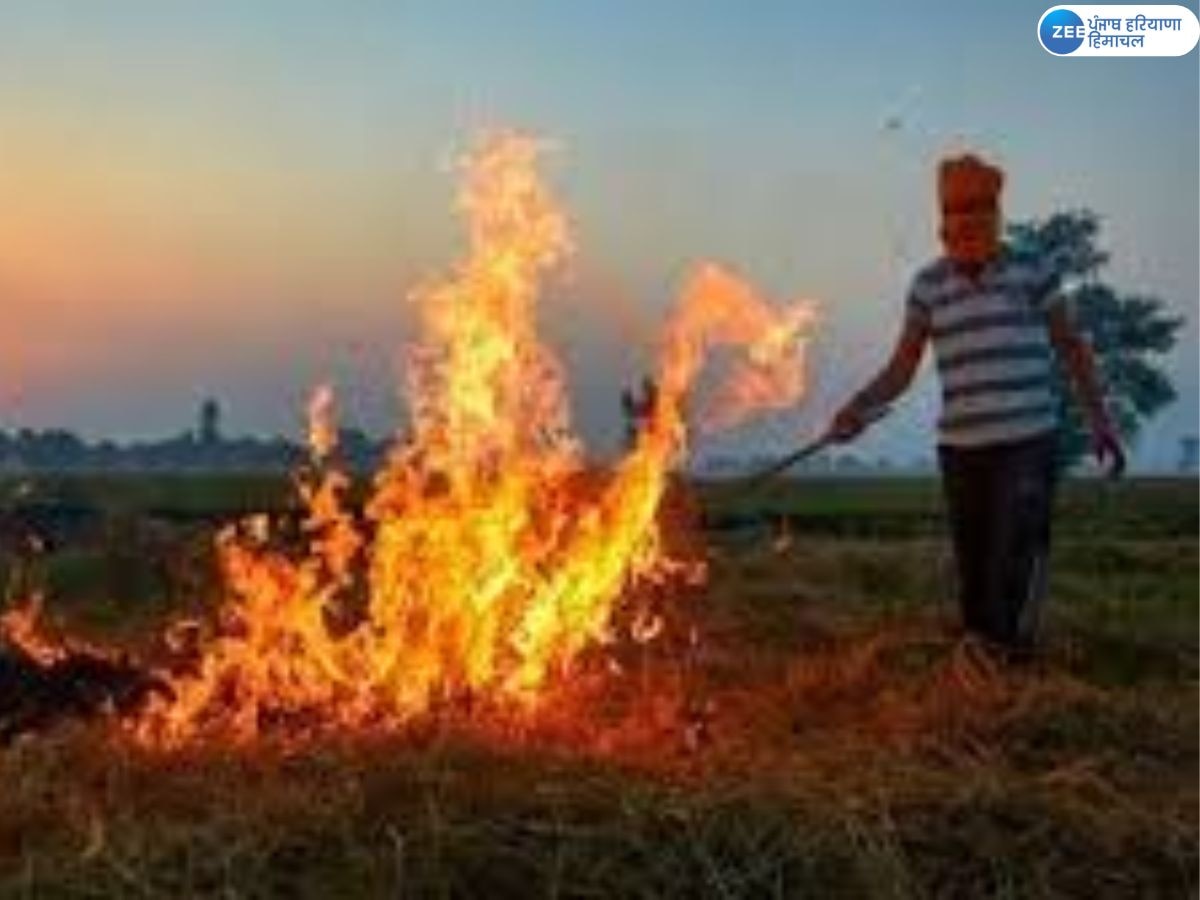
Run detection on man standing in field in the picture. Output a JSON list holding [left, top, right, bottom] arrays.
[[828, 154, 1124, 653]]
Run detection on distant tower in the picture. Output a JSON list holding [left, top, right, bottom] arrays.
[[199, 397, 222, 445], [619, 377, 658, 450], [1178, 435, 1199, 474]]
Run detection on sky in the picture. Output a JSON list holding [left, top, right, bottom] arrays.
[[1, 1, 1196, 470]]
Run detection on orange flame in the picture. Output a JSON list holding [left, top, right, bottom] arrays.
[[105, 131, 818, 745], [1, 594, 86, 665], [306, 382, 338, 463], [664, 264, 818, 434]]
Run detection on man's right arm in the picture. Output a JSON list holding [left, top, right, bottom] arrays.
[[830, 313, 928, 441]]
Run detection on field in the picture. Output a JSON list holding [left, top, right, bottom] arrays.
[[0, 474, 1196, 898]]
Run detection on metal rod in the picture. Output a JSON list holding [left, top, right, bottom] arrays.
[[741, 435, 833, 489], [738, 405, 892, 492]]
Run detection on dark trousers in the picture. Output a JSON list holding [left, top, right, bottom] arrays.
[[937, 432, 1058, 650]]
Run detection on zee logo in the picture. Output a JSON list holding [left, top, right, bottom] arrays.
[[1040, 8, 1086, 53], [1050, 23, 1087, 37]]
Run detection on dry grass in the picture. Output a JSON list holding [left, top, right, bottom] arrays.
[[0, 477, 1195, 898]]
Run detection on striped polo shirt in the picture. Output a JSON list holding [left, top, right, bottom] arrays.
[[907, 248, 1062, 448]]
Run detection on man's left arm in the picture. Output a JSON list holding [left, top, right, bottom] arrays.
[[1046, 303, 1126, 476]]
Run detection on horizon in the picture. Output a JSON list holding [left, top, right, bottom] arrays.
[[1, 2, 1196, 472]]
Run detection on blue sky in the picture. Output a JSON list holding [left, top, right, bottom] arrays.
[[1, 1, 1196, 469]]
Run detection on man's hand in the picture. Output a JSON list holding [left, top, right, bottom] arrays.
[[1047, 305, 1126, 479], [1091, 417, 1126, 479], [824, 316, 924, 447]]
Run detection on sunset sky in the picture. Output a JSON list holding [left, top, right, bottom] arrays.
[[1, 1, 1196, 469]]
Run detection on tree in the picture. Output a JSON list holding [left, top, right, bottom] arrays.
[[199, 397, 222, 446], [619, 378, 658, 450], [1007, 210, 1183, 468]]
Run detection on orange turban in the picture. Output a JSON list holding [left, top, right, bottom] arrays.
[[938, 155, 1004, 212]]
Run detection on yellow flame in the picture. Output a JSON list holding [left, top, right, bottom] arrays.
[[100, 130, 819, 746]]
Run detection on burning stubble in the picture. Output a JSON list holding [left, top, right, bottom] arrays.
[[3, 131, 819, 747]]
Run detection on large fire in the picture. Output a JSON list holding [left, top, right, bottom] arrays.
[[4, 132, 817, 746]]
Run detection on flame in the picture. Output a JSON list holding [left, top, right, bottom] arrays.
[[306, 382, 338, 463], [667, 265, 819, 434], [15, 130, 814, 746], [1, 594, 88, 665]]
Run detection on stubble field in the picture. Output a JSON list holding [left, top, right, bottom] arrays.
[[0, 475, 1195, 898]]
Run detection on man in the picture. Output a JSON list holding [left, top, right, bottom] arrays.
[[829, 154, 1124, 653]]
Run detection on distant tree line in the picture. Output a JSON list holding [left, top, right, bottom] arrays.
[[0, 398, 388, 473]]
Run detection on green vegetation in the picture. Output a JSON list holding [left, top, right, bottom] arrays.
[[0, 475, 1196, 898], [1007, 211, 1183, 468]]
